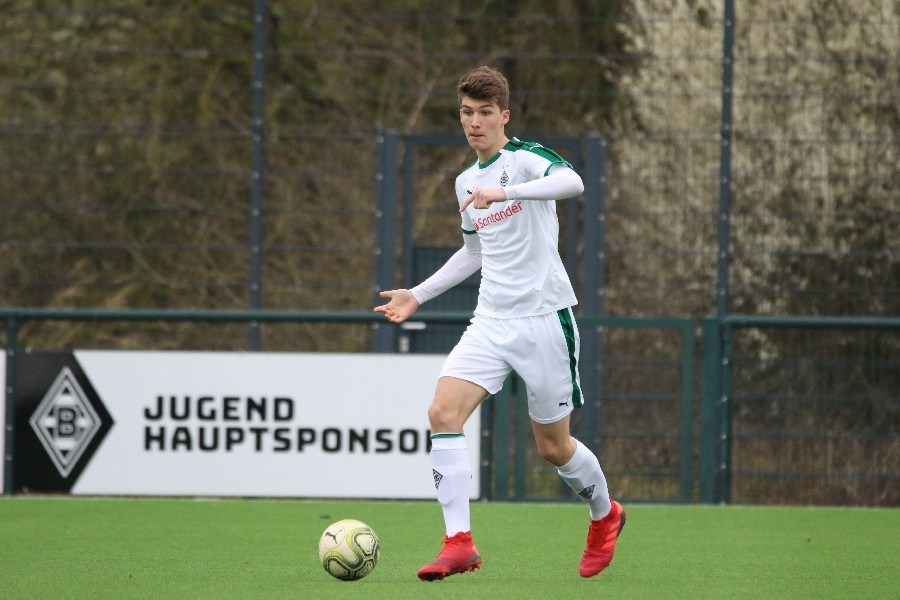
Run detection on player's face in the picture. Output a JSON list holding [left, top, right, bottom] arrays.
[[459, 96, 510, 158]]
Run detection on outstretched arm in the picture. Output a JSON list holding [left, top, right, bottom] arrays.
[[374, 235, 482, 324]]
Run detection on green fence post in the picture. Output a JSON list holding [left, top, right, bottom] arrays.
[[3, 316, 17, 495], [699, 317, 722, 503], [479, 395, 494, 501], [513, 375, 529, 500], [492, 379, 512, 501], [679, 320, 695, 502], [371, 130, 400, 353], [248, 0, 268, 350], [719, 321, 734, 504], [579, 135, 607, 465]]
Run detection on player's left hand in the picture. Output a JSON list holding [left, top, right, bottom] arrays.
[[373, 289, 420, 324], [460, 188, 507, 212]]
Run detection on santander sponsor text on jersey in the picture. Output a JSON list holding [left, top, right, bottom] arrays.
[[472, 201, 524, 232]]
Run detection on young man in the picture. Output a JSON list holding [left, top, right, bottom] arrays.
[[375, 66, 625, 581]]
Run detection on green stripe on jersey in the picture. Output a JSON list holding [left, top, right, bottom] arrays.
[[556, 308, 583, 408], [478, 152, 502, 169], [505, 138, 573, 169]]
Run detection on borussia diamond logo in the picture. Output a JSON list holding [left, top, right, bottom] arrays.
[[579, 485, 595, 500], [500, 168, 509, 187], [29, 366, 102, 477], [432, 469, 443, 489]]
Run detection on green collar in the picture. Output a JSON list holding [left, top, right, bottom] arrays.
[[478, 146, 508, 169]]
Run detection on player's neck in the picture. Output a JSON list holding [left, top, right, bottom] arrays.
[[476, 135, 510, 164]]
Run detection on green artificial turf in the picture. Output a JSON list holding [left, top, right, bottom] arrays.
[[0, 497, 897, 599]]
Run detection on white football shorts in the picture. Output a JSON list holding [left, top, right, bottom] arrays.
[[439, 307, 583, 424]]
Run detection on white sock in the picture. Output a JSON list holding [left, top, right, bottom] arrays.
[[430, 433, 472, 536], [557, 438, 612, 520]]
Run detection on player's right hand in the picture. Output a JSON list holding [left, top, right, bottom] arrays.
[[460, 187, 507, 212], [373, 289, 420, 324]]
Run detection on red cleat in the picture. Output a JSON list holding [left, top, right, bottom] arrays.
[[579, 500, 626, 578], [417, 531, 482, 581]]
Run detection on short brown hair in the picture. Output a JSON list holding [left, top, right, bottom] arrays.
[[457, 66, 510, 109]]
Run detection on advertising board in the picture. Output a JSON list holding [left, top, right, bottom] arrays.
[[13, 351, 479, 499]]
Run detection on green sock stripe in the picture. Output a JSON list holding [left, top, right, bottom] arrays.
[[557, 308, 583, 408], [430, 433, 465, 439]]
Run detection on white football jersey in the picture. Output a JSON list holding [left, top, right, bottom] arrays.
[[456, 138, 578, 318]]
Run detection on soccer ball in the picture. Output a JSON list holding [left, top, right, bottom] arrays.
[[318, 519, 380, 581]]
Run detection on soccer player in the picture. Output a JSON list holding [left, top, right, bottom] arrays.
[[374, 65, 625, 581]]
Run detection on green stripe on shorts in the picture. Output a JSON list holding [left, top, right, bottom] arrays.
[[556, 308, 583, 408]]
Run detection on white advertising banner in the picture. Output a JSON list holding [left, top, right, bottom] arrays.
[[22, 351, 479, 499]]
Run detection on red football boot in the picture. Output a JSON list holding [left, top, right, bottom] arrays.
[[417, 531, 482, 581], [579, 500, 626, 578]]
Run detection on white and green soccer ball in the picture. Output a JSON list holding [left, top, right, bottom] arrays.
[[318, 519, 380, 581]]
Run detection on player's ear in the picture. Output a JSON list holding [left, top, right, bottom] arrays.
[[501, 109, 510, 125]]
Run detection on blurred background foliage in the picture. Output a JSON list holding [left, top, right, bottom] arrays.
[[0, 0, 896, 350]]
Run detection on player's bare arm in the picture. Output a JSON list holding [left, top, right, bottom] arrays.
[[374, 289, 420, 324]]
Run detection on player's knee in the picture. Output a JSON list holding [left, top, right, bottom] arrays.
[[427, 401, 458, 432], [535, 435, 576, 467], [536, 439, 565, 466]]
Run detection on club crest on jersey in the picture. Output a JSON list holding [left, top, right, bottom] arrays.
[[500, 167, 509, 187]]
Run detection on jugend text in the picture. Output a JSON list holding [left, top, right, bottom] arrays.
[[143, 395, 431, 453]]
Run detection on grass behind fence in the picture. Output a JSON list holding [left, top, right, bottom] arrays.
[[1, 497, 897, 599]]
